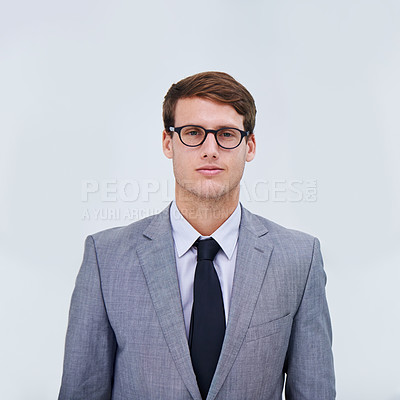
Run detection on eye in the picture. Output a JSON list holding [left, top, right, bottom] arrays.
[[217, 129, 239, 139], [181, 126, 204, 136]]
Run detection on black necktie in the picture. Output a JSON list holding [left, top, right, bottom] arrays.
[[189, 238, 226, 400]]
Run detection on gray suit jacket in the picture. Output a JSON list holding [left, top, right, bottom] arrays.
[[59, 204, 335, 400]]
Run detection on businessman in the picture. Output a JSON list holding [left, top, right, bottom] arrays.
[[59, 71, 335, 399]]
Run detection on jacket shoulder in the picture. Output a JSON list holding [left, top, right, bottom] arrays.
[[88, 212, 161, 249], [242, 207, 318, 247]]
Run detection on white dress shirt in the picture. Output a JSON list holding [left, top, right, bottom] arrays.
[[169, 201, 241, 339]]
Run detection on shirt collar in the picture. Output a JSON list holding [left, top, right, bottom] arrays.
[[170, 200, 241, 260]]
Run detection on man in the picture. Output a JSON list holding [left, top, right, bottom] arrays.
[[59, 71, 335, 399]]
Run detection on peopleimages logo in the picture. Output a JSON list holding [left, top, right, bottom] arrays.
[[80, 178, 318, 221], [81, 179, 172, 202]]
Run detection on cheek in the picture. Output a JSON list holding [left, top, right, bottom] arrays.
[[230, 150, 247, 171], [172, 148, 194, 174]]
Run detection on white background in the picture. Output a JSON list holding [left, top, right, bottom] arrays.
[[1, 1, 399, 399]]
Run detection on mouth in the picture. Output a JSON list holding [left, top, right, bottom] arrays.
[[196, 166, 224, 176]]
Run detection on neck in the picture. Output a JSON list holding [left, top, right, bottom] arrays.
[[175, 190, 239, 236]]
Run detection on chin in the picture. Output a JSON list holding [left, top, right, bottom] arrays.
[[191, 184, 234, 202], [176, 177, 240, 203]]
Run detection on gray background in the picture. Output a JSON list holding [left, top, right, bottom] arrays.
[[1, 1, 399, 399]]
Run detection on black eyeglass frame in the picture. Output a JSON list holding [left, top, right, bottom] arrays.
[[169, 125, 250, 149]]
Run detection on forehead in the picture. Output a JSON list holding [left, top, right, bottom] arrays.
[[174, 97, 244, 129]]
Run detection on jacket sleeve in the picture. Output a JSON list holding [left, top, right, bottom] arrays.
[[58, 236, 117, 400], [284, 238, 336, 399]]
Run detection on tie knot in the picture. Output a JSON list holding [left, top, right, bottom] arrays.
[[195, 238, 220, 261]]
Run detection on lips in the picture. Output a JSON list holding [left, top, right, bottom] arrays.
[[196, 166, 224, 176]]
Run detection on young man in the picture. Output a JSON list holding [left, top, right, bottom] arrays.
[[59, 71, 336, 400]]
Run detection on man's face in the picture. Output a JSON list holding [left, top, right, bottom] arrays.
[[163, 97, 256, 203]]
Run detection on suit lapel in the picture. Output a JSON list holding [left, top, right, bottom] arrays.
[[207, 206, 274, 400], [135, 205, 273, 400], [136, 206, 202, 400]]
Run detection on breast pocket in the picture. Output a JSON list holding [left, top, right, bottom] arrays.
[[244, 313, 292, 343]]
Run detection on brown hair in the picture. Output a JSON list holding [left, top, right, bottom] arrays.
[[163, 71, 256, 133]]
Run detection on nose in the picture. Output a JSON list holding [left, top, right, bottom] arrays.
[[200, 132, 219, 159]]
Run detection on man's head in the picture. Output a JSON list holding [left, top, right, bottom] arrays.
[[162, 71, 256, 208], [163, 71, 256, 134]]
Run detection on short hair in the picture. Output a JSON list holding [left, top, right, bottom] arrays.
[[163, 71, 256, 133]]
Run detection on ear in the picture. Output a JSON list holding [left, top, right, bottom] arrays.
[[162, 130, 173, 159], [245, 133, 256, 162]]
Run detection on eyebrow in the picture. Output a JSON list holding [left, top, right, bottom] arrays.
[[185, 123, 243, 130]]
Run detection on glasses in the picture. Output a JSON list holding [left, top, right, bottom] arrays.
[[169, 125, 250, 149]]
